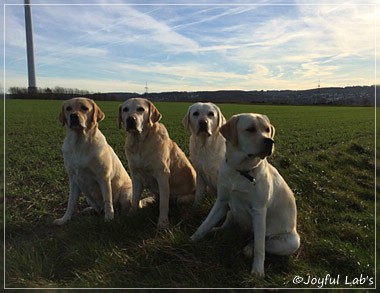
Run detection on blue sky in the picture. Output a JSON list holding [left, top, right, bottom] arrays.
[[2, 0, 378, 93]]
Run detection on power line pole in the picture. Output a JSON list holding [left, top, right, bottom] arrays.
[[24, 0, 37, 94]]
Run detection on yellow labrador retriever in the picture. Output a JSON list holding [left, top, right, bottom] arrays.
[[53, 97, 132, 225], [183, 102, 226, 205], [118, 98, 196, 228], [191, 113, 300, 277]]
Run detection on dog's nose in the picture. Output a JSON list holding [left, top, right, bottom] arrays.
[[263, 137, 274, 155], [198, 119, 209, 134], [127, 116, 136, 123], [264, 137, 274, 146], [199, 119, 208, 126], [70, 113, 80, 124], [69, 113, 82, 129], [126, 116, 137, 131]]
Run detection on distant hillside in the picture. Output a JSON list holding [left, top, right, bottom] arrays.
[[108, 85, 376, 106], [7, 85, 377, 106]]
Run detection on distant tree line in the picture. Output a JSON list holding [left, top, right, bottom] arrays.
[[7, 86, 140, 101], [6, 85, 377, 106], [8, 86, 90, 99]]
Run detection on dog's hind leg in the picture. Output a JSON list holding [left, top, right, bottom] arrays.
[[118, 191, 132, 213], [265, 231, 300, 256], [79, 194, 102, 216], [139, 195, 156, 207], [177, 193, 195, 204]]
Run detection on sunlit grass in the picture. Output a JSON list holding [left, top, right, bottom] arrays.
[[4, 99, 375, 288]]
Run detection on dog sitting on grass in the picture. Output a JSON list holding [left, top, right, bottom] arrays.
[[182, 102, 226, 205], [118, 98, 196, 228], [191, 113, 300, 277], [54, 97, 132, 225]]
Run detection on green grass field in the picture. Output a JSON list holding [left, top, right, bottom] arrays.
[[4, 99, 376, 288]]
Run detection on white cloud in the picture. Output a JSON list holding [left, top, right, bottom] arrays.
[[100, 4, 200, 53], [4, 5, 26, 49], [3, 1, 377, 93]]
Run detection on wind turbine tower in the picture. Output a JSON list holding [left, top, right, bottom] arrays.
[[24, 0, 37, 94]]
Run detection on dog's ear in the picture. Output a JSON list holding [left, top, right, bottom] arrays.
[[261, 115, 275, 139], [215, 104, 226, 129], [91, 100, 105, 125], [182, 106, 191, 130], [220, 115, 239, 146], [118, 104, 123, 129], [270, 124, 276, 139], [59, 105, 66, 126], [147, 100, 162, 125]]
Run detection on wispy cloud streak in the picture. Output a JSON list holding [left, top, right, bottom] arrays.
[[3, 0, 377, 93]]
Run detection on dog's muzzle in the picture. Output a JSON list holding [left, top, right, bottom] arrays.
[[126, 116, 137, 131], [248, 138, 274, 159], [69, 113, 82, 129], [262, 137, 274, 157], [197, 119, 211, 136]]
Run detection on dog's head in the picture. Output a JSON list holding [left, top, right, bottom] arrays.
[[220, 113, 275, 159], [118, 98, 162, 133], [182, 102, 226, 137], [59, 97, 105, 130]]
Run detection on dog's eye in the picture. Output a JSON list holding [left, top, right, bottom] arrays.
[[265, 127, 270, 133], [137, 107, 145, 112], [81, 105, 89, 111], [246, 127, 257, 133], [208, 112, 215, 117], [66, 106, 72, 111], [193, 111, 199, 117], [123, 107, 129, 112]]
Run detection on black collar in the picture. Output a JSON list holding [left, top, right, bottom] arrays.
[[238, 170, 256, 185]]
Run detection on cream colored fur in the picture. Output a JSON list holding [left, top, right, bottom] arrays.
[[119, 98, 196, 228], [183, 102, 226, 205], [191, 113, 300, 277], [54, 97, 132, 225]]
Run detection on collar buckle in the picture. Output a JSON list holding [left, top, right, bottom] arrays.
[[238, 170, 256, 185]]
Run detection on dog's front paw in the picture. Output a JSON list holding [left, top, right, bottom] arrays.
[[53, 217, 69, 225], [251, 263, 265, 277], [190, 233, 200, 242], [157, 217, 169, 229], [104, 210, 114, 221]]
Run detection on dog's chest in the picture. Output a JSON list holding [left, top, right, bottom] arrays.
[[126, 151, 160, 191], [222, 170, 252, 193], [220, 168, 270, 228], [62, 142, 97, 181], [193, 147, 221, 167], [226, 178, 257, 229], [127, 149, 154, 171], [65, 158, 100, 198], [191, 140, 224, 180]]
